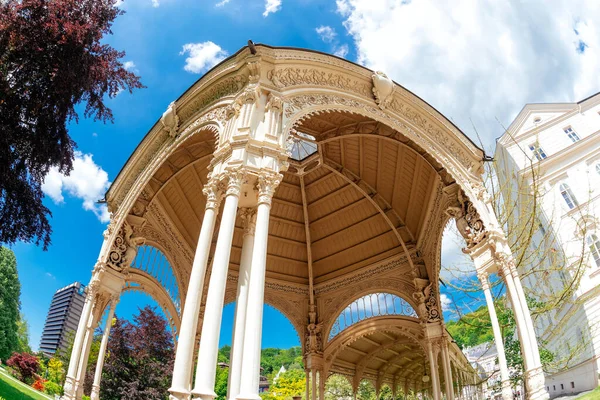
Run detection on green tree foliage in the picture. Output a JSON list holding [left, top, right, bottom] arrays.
[[357, 380, 376, 400], [324, 374, 353, 400], [214, 367, 229, 400], [0, 247, 21, 361], [259, 347, 303, 377], [15, 315, 30, 353]]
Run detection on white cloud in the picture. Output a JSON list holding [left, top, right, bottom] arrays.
[[180, 41, 228, 74], [440, 222, 476, 282], [42, 151, 111, 223], [151, 0, 159, 7], [440, 293, 452, 312], [316, 26, 349, 59], [123, 61, 136, 71], [336, 0, 600, 150], [263, 0, 281, 17], [45, 272, 56, 280], [334, 44, 349, 58], [316, 26, 337, 43], [215, 0, 230, 6]]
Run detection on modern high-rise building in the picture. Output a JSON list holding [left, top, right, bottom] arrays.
[[39, 282, 87, 357], [495, 92, 600, 397]]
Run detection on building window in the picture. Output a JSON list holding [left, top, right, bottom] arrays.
[[564, 126, 580, 142], [561, 384, 564, 390], [596, 164, 600, 175], [587, 234, 600, 267], [529, 143, 547, 161], [553, 385, 556, 391], [559, 183, 579, 209], [571, 382, 575, 389]]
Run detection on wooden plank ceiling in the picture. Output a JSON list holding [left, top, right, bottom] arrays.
[[140, 112, 439, 286]]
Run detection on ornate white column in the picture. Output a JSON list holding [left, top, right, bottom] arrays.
[[498, 259, 546, 400], [478, 272, 512, 400], [227, 208, 256, 400], [74, 308, 97, 399], [193, 171, 244, 400], [62, 282, 97, 399], [90, 295, 119, 400], [440, 340, 455, 400], [426, 340, 441, 400], [236, 172, 282, 400], [169, 179, 223, 400]]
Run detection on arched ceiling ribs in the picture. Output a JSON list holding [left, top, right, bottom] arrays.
[[321, 157, 414, 243], [320, 158, 418, 276], [319, 133, 446, 177], [354, 336, 419, 379], [146, 153, 213, 208]]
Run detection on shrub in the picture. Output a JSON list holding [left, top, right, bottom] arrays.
[[6, 352, 39, 382], [82, 395, 91, 400], [32, 377, 45, 391], [44, 380, 63, 396]]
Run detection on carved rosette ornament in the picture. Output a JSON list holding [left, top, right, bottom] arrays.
[[257, 171, 282, 206], [106, 223, 142, 272], [160, 101, 179, 137], [371, 71, 394, 109], [446, 191, 487, 249]]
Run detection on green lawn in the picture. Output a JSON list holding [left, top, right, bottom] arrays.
[[0, 369, 51, 400], [577, 387, 600, 400]]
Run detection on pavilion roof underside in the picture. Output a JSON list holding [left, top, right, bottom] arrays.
[[135, 111, 442, 286], [328, 329, 427, 386]]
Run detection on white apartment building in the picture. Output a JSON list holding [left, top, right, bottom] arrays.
[[495, 92, 600, 398]]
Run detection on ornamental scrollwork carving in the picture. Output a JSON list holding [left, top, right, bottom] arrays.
[[178, 74, 247, 121], [268, 67, 372, 98], [446, 191, 486, 249], [107, 223, 143, 272], [305, 321, 324, 355], [412, 280, 440, 323]]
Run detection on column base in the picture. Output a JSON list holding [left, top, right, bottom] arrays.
[[168, 387, 191, 400], [525, 367, 549, 400], [236, 393, 261, 400], [61, 376, 77, 400], [90, 384, 100, 400], [191, 387, 217, 400], [501, 380, 513, 400]]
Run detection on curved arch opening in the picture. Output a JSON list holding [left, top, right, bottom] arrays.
[[131, 244, 181, 314], [328, 293, 418, 341]]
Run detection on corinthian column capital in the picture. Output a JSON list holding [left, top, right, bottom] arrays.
[[477, 272, 490, 291], [239, 208, 257, 237], [225, 168, 246, 197], [203, 178, 224, 210], [257, 171, 282, 206]]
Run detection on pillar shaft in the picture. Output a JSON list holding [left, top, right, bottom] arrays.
[[91, 296, 119, 400], [227, 209, 256, 400], [441, 342, 454, 400], [193, 174, 243, 400], [237, 173, 280, 400], [479, 273, 512, 400], [427, 341, 441, 400], [169, 181, 221, 400], [501, 268, 534, 371], [63, 285, 96, 399], [74, 314, 95, 398]]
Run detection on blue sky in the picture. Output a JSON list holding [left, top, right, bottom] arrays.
[[9, 0, 600, 351]]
